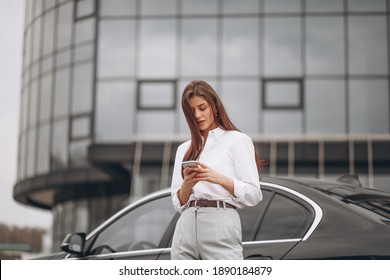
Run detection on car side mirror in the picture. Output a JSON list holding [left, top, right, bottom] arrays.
[[61, 233, 86, 256]]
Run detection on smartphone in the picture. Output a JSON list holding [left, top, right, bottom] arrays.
[[182, 160, 198, 168]]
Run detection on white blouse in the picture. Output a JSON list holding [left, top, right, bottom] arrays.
[[171, 127, 263, 213]]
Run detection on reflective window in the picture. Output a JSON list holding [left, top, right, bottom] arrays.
[[222, 80, 260, 134], [181, 19, 218, 77], [264, 17, 302, 76], [37, 123, 50, 174], [76, 0, 95, 19], [306, 17, 344, 75], [348, 0, 386, 12], [98, 20, 136, 78], [26, 128, 37, 178], [264, 0, 301, 13], [263, 111, 303, 135], [223, 0, 260, 14], [44, 0, 56, 10], [349, 79, 389, 134], [139, 19, 176, 78], [263, 79, 302, 109], [18, 135, 27, 180], [324, 142, 349, 178], [41, 56, 54, 74], [141, 0, 177, 16], [39, 74, 53, 122], [348, 16, 388, 75], [222, 18, 259, 77], [256, 193, 311, 240], [137, 111, 176, 135], [75, 17, 96, 44], [138, 81, 176, 110], [99, 0, 136, 16], [294, 142, 319, 177], [70, 139, 91, 167], [42, 9, 55, 56], [32, 18, 42, 63], [89, 196, 176, 254], [96, 82, 135, 142], [74, 44, 94, 62], [306, 80, 345, 134], [53, 68, 70, 119], [57, 2, 74, 50], [51, 119, 69, 170], [72, 62, 94, 114], [56, 49, 71, 68], [29, 80, 39, 127], [306, 0, 344, 12], [71, 116, 90, 139], [182, 0, 218, 15]]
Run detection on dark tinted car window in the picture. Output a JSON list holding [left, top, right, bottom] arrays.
[[238, 190, 272, 241], [89, 196, 175, 255], [256, 194, 312, 241]]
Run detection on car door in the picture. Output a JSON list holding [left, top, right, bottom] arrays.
[[81, 194, 177, 260], [241, 183, 318, 260]]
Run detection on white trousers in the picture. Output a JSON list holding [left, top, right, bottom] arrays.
[[171, 206, 243, 260]]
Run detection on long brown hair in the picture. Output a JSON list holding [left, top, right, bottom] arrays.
[[181, 80, 262, 170]]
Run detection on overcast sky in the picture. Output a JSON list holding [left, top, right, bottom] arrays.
[[0, 0, 52, 230]]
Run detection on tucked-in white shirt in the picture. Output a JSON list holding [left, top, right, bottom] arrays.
[[171, 127, 263, 213]]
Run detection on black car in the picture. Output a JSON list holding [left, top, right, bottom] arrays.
[[37, 176, 390, 260]]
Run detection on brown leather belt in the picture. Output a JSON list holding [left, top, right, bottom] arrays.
[[190, 199, 236, 209]]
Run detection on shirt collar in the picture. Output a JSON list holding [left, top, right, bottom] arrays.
[[208, 127, 226, 140]]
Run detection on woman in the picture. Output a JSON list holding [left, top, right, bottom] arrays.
[[170, 80, 263, 260]]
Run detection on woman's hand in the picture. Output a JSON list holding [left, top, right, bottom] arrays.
[[193, 162, 235, 196], [178, 167, 199, 205]]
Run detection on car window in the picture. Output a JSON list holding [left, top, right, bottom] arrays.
[[88, 195, 175, 255], [255, 193, 312, 241], [238, 190, 272, 241]]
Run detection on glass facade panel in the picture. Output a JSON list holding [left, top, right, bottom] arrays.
[[264, 0, 301, 13], [222, 80, 260, 134], [56, 49, 71, 68], [348, 0, 386, 12], [349, 79, 389, 134], [76, 0, 95, 18], [75, 17, 96, 44], [181, 19, 218, 77], [99, 0, 137, 16], [138, 82, 175, 109], [264, 81, 301, 108], [42, 9, 55, 56], [348, 16, 388, 75], [41, 55, 54, 74], [96, 82, 135, 142], [57, 1, 74, 50], [70, 139, 91, 167], [74, 43, 94, 62], [32, 17, 42, 63], [182, 0, 218, 15], [44, 0, 57, 10], [223, 0, 260, 14], [72, 62, 94, 114], [222, 18, 259, 77], [306, 17, 344, 75], [264, 17, 302, 76], [138, 19, 176, 78], [137, 112, 176, 135], [28, 80, 39, 127], [306, 0, 344, 12], [98, 20, 136, 78], [141, 0, 177, 15], [39, 74, 53, 122], [306, 80, 346, 134], [37, 123, 50, 174], [26, 128, 37, 178], [264, 111, 303, 135], [53, 68, 70, 118], [51, 119, 69, 170], [72, 116, 90, 139]]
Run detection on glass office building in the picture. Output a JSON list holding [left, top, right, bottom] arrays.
[[15, 0, 390, 250]]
